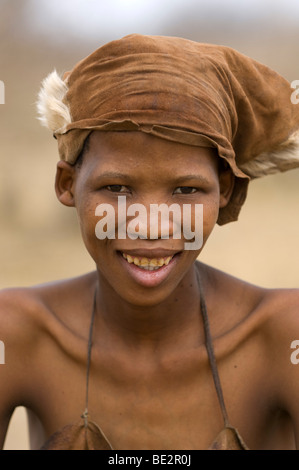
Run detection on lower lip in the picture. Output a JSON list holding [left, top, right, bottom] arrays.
[[117, 253, 180, 288]]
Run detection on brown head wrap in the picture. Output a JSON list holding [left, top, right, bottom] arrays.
[[37, 34, 299, 225]]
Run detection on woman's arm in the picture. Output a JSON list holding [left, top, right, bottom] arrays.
[[0, 288, 42, 449], [263, 289, 299, 448]]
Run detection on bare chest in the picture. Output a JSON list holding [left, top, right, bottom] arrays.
[[31, 343, 291, 450]]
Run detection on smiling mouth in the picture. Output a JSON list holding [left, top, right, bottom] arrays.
[[121, 253, 174, 271]]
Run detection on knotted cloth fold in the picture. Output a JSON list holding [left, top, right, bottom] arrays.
[[37, 34, 299, 225]]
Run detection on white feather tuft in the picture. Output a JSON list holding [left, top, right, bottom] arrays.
[[239, 130, 299, 178], [36, 70, 72, 133]]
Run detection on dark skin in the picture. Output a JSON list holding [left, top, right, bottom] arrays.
[[0, 131, 299, 450]]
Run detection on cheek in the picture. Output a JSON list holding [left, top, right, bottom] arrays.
[[203, 198, 220, 231], [76, 195, 122, 274], [195, 195, 220, 248], [77, 203, 95, 241], [75, 194, 102, 256]]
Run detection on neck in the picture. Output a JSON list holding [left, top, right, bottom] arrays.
[[94, 263, 203, 352]]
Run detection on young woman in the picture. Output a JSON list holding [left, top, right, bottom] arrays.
[[0, 34, 299, 450]]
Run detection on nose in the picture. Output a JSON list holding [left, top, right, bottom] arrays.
[[125, 200, 182, 241]]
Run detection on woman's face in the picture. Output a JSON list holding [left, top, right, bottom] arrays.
[[56, 131, 233, 306]]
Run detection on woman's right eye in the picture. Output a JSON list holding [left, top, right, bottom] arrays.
[[105, 185, 127, 192], [173, 186, 197, 194]]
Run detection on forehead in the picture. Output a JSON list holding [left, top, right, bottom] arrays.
[[83, 130, 219, 177]]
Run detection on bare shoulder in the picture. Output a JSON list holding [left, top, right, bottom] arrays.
[[209, 262, 299, 366], [256, 287, 299, 338], [0, 272, 97, 448], [203, 265, 299, 446], [0, 270, 97, 344], [253, 287, 299, 429], [0, 271, 97, 385], [0, 286, 45, 353], [258, 287, 299, 380], [247, 285, 299, 359], [202, 260, 298, 309], [199, 261, 299, 341], [0, 285, 49, 432]]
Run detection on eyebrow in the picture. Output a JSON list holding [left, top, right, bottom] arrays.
[[92, 172, 134, 184], [93, 172, 212, 186], [95, 172, 131, 179], [171, 175, 211, 185]]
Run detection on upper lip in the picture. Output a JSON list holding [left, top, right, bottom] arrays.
[[118, 249, 181, 258]]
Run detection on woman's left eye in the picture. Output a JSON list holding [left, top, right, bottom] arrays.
[[106, 185, 127, 192], [173, 186, 197, 194]]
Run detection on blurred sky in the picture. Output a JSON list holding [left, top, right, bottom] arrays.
[[23, 0, 299, 43], [1, 0, 297, 83]]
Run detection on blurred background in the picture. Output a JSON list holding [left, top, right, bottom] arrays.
[[0, 0, 298, 450]]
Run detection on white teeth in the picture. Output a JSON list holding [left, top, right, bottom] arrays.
[[122, 253, 174, 269]]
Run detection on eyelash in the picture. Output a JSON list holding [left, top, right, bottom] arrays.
[[105, 185, 198, 195], [105, 185, 127, 193], [173, 187, 197, 194]]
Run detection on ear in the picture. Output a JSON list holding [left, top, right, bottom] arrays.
[[55, 160, 76, 207], [218, 168, 235, 208]]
